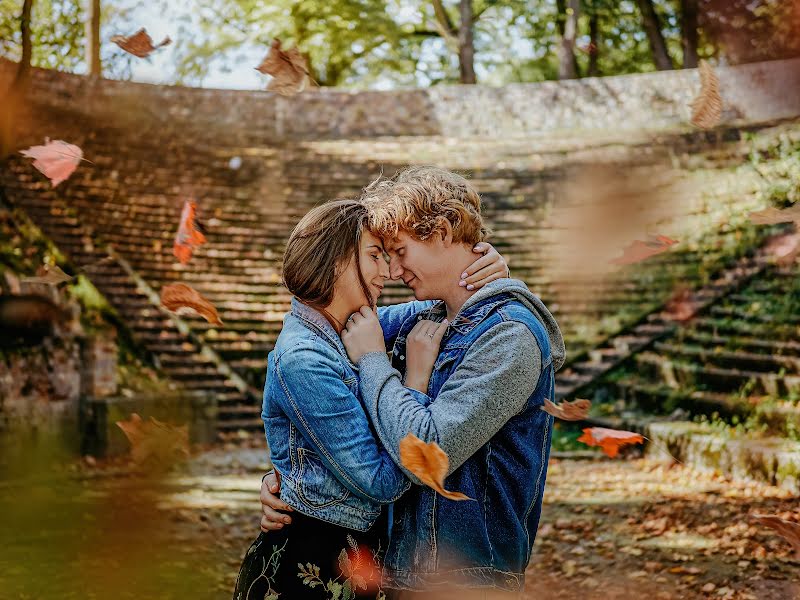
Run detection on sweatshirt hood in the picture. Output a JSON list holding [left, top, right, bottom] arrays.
[[456, 278, 566, 371]]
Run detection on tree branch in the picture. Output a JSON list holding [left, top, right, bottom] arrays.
[[431, 0, 459, 47]]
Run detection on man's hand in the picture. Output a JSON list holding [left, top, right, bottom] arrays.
[[404, 319, 448, 392], [460, 242, 510, 290], [341, 306, 386, 364], [260, 470, 293, 532]]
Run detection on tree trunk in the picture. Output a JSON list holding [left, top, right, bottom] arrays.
[[681, 0, 699, 68], [1, 0, 34, 157], [588, 5, 600, 76], [458, 0, 476, 83], [558, 0, 581, 79], [85, 0, 101, 76], [635, 0, 674, 70]]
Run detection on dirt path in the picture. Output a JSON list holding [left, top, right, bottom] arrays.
[[1, 444, 797, 599]]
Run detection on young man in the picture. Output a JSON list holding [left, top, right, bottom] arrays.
[[263, 166, 565, 597]]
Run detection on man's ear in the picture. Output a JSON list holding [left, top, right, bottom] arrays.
[[439, 219, 453, 247]]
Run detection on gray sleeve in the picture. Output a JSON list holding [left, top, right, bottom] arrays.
[[357, 321, 542, 483]]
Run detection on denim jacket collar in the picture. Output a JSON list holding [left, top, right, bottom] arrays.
[[420, 294, 514, 336], [290, 297, 354, 366]]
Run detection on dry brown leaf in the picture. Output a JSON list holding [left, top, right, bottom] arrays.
[[541, 398, 591, 421], [110, 28, 171, 58], [690, 60, 722, 129], [748, 205, 800, 227], [20, 139, 83, 187], [763, 232, 800, 266], [160, 283, 222, 325], [399, 433, 473, 501], [115, 413, 189, 468], [752, 513, 800, 558], [610, 235, 678, 266], [256, 38, 311, 96], [21, 264, 74, 286], [577, 427, 644, 458], [663, 287, 700, 322], [173, 200, 206, 264]]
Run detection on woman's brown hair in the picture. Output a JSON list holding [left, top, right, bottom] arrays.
[[282, 199, 373, 327]]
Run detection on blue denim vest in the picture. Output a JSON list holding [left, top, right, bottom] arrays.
[[383, 294, 555, 591], [262, 298, 431, 531]]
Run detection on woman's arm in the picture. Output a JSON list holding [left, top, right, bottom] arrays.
[[274, 341, 410, 503]]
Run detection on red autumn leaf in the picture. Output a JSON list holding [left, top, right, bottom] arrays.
[[541, 398, 592, 421], [577, 427, 644, 458], [110, 28, 171, 58], [663, 287, 700, 322], [752, 513, 800, 558], [160, 283, 222, 325], [256, 38, 311, 96], [173, 200, 206, 264], [399, 433, 472, 501], [749, 205, 800, 227], [115, 412, 189, 467], [611, 235, 678, 266], [20, 139, 83, 187]]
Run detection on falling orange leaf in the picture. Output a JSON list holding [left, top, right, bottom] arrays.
[[690, 60, 722, 129], [399, 433, 472, 501], [577, 427, 644, 458], [541, 398, 591, 421], [752, 514, 800, 558], [115, 413, 189, 468], [20, 139, 83, 187], [110, 28, 171, 58], [160, 283, 222, 325], [748, 205, 800, 227], [611, 235, 678, 266], [256, 38, 312, 96], [173, 200, 206, 264]]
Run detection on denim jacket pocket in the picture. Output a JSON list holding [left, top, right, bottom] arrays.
[[296, 447, 351, 508]]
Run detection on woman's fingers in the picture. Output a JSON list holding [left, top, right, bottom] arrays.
[[461, 252, 494, 279], [431, 319, 448, 345]]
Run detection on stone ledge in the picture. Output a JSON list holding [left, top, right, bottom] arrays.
[[645, 421, 800, 494], [80, 392, 218, 458]]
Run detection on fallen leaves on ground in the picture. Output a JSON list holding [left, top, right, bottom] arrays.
[[173, 200, 206, 264], [611, 235, 678, 266], [160, 283, 222, 325], [691, 60, 722, 130], [762, 231, 800, 266], [399, 433, 472, 501], [111, 28, 172, 58], [256, 38, 312, 96], [542, 398, 592, 421], [20, 139, 83, 187], [577, 427, 644, 458], [115, 412, 189, 468]]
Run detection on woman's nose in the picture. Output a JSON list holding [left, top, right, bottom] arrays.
[[389, 256, 403, 280], [379, 257, 390, 278]]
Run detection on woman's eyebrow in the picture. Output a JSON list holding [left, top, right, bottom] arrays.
[[367, 244, 384, 251]]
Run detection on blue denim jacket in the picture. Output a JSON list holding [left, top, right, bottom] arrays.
[[262, 297, 432, 531], [356, 280, 566, 591]]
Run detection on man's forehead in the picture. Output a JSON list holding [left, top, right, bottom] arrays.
[[382, 232, 409, 251]]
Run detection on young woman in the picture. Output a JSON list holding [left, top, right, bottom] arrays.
[[232, 199, 507, 600]]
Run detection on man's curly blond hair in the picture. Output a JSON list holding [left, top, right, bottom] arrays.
[[360, 166, 490, 245]]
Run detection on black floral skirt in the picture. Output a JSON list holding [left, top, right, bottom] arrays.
[[232, 510, 391, 600]]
